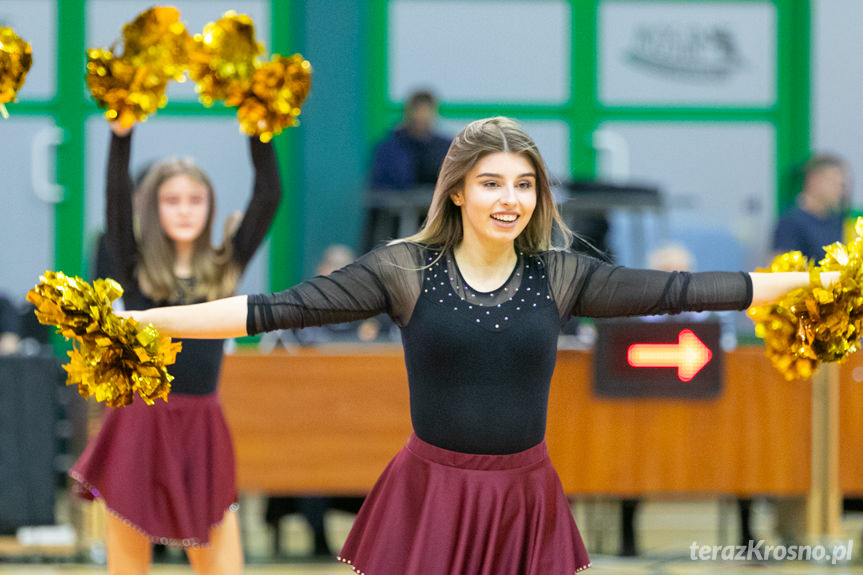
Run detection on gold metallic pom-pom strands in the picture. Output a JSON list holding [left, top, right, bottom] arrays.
[[189, 10, 263, 107], [86, 7, 311, 136], [86, 6, 192, 127], [26, 272, 181, 407], [191, 10, 312, 140], [750, 217, 863, 380], [0, 27, 33, 118], [235, 54, 312, 142], [121, 6, 191, 83]]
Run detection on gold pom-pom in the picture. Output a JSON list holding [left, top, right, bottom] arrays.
[[86, 6, 192, 126], [749, 217, 863, 380], [232, 54, 312, 142], [122, 6, 192, 82], [26, 271, 181, 407], [188, 11, 311, 140], [748, 252, 818, 380], [86, 47, 170, 128], [0, 27, 33, 119], [189, 10, 263, 107]]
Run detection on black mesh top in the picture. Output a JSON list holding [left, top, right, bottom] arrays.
[[107, 131, 281, 395], [248, 242, 752, 454]]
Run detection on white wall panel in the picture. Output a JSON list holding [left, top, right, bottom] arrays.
[[812, 0, 863, 207], [600, 1, 776, 106], [0, 1, 56, 100], [598, 122, 775, 272], [389, 0, 570, 104], [0, 119, 56, 298]]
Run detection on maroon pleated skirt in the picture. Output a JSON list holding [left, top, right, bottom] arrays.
[[338, 434, 591, 575], [69, 392, 237, 547]]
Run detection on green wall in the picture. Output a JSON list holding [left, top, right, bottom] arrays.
[[11, 0, 812, 285]]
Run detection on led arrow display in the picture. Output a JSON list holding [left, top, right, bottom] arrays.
[[626, 329, 713, 382], [594, 320, 722, 399]]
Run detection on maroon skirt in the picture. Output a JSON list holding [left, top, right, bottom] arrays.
[[338, 434, 591, 575], [69, 392, 237, 547]]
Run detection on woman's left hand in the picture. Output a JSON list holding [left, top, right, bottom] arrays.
[[820, 270, 841, 287], [115, 309, 143, 322]]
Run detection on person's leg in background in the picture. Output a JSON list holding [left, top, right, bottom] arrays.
[[620, 499, 639, 556], [738, 497, 754, 545]]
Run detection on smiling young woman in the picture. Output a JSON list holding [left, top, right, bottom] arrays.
[[121, 116, 826, 575]]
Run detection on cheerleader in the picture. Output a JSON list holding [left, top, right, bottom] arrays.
[[121, 116, 828, 574], [70, 119, 281, 574]]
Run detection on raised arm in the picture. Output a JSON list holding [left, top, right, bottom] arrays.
[[104, 122, 138, 287], [229, 137, 283, 268]]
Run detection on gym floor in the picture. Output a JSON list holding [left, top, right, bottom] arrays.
[[2, 495, 861, 574]]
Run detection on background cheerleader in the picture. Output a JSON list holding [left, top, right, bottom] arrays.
[[69, 117, 281, 575]]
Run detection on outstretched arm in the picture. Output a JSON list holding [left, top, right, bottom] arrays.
[[122, 295, 249, 339], [548, 251, 840, 320], [120, 243, 427, 339]]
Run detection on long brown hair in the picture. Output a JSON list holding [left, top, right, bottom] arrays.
[[134, 159, 240, 302], [402, 116, 573, 255]]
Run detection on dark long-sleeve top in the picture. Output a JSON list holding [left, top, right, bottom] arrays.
[[106, 131, 282, 395], [247, 243, 752, 454], [370, 128, 451, 190]]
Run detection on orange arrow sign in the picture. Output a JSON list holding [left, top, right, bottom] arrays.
[[626, 329, 713, 382]]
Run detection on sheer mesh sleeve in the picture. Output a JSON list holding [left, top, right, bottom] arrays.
[[246, 242, 426, 335], [544, 250, 753, 320]]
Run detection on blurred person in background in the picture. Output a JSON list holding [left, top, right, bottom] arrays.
[[370, 89, 451, 191], [363, 90, 452, 251], [773, 154, 849, 261], [0, 294, 21, 355]]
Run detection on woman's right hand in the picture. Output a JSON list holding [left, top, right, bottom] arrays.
[[115, 309, 143, 322], [109, 120, 133, 137]]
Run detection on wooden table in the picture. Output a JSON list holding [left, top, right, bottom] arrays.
[[219, 345, 863, 497]]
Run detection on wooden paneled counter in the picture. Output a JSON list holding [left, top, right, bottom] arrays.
[[219, 345, 863, 497]]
